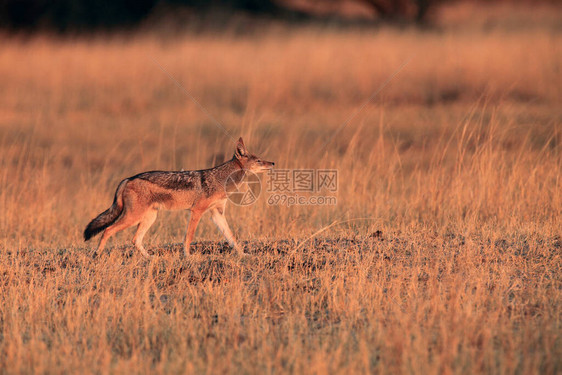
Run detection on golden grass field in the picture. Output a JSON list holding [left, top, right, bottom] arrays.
[[0, 4, 561, 374]]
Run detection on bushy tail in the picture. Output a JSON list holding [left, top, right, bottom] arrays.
[[84, 179, 128, 241]]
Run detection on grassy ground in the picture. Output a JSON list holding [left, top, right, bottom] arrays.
[[0, 4, 561, 374]]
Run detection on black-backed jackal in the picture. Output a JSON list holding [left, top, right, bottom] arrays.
[[84, 138, 274, 257]]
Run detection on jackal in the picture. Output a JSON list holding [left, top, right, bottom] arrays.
[[84, 137, 274, 257]]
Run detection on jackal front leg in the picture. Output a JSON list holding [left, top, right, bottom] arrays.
[[210, 206, 245, 256], [184, 209, 203, 256]]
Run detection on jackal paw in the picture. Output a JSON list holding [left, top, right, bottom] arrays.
[[136, 246, 153, 258], [235, 248, 249, 257]]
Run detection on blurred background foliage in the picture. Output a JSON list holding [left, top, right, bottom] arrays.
[[1, 0, 557, 32]]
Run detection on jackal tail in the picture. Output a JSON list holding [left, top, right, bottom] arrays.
[[84, 179, 128, 241]]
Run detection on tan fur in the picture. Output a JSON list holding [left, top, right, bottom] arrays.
[[84, 137, 274, 257]]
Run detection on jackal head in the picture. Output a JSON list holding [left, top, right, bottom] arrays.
[[234, 137, 275, 173]]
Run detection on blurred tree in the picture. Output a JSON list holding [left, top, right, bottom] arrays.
[[355, 0, 436, 23]]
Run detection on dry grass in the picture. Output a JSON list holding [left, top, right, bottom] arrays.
[[0, 7, 561, 374]]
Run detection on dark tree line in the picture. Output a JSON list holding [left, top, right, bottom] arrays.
[[0, 0, 442, 32]]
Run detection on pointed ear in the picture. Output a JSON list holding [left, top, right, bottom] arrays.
[[235, 137, 247, 158]]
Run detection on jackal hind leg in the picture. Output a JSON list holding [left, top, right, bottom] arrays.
[[210, 206, 244, 256], [97, 208, 137, 253], [133, 209, 158, 258], [184, 209, 204, 257]]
